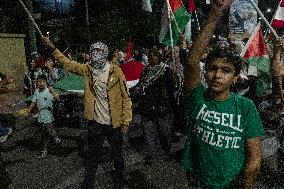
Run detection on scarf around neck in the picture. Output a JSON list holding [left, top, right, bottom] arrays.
[[140, 63, 167, 89]]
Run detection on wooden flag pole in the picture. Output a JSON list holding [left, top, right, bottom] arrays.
[[194, 10, 201, 31], [18, 0, 43, 37], [166, 0, 174, 47]]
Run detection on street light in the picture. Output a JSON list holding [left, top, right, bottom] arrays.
[[266, 8, 271, 13]]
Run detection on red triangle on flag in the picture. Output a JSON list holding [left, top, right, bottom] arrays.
[[242, 24, 268, 59], [241, 23, 270, 73]]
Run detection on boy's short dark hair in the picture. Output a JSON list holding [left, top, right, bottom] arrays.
[[204, 47, 243, 76], [37, 74, 47, 82]]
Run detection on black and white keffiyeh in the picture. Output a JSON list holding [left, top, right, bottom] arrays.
[[89, 42, 109, 70]]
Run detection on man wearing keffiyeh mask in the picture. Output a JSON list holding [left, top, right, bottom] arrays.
[[89, 42, 109, 70], [41, 36, 132, 189]]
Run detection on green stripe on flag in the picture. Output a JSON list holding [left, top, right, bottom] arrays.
[[54, 74, 84, 91], [245, 56, 270, 73], [161, 6, 191, 46]]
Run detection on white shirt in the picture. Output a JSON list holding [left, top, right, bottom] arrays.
[[92, 63, 111, 125]]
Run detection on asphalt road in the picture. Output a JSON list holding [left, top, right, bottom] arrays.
[[0, 114, 284, 189]]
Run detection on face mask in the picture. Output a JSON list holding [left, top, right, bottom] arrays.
[[89, 42, 109, 70]]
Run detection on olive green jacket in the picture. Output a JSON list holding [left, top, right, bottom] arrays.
[[52, 49, 132, 127]]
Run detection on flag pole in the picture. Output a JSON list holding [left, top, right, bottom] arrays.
[[249, 0, 279, 39], [165, 0, 175, 69], [166, 0, 181, 33], [18, 0, 43, 37], [194, 10, 201, 31]]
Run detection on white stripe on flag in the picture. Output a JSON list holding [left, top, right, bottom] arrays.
[[127, 79, 140, 89], [274, 6, 284, 21], [184, 20, 192, 42], [159, 3, 170, 43]]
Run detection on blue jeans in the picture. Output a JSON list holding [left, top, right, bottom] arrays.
[[141, 113, 173, 161]]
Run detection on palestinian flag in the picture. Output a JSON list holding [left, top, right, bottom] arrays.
[[272, 0, 284, 28], [159, 0, 190, 46], [241, 23, 270, 73], [142, 0, 155, 12], [120, 60, 145, 88], [184, 0, 196, 42]]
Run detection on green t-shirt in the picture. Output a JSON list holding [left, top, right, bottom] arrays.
[[181, 84, 264, 189]]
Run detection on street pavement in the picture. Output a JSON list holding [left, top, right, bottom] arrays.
[[0, 114, 284, 189]]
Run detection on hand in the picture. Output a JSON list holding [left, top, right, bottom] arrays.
[[273, 65, 283, 76], [27, 109, 32, 116], [41, 36, 56, 51], [179, 33, 187, 49], [121, 124, 129, 134], [274, 37, 284, 50], [179, 32, 186, 42], [48, 85, 54, 91]]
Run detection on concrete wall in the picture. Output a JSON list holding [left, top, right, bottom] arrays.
[[0, 33, 26, 92]]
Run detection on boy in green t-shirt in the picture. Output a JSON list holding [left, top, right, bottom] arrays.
[[181, 0, 264, 188]]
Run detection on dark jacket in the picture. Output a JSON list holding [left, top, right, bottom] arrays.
[[138, 65, 176, 117]]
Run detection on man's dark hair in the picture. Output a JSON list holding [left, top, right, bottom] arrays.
[[204, 47, 243, 76], [36, 74, 47, 82]]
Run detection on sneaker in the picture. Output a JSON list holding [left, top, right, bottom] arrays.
[[0, 128, 12, 143], [143, 156, 156, 166], [37, 149, 48, 159], [55, 137, 61, 144]]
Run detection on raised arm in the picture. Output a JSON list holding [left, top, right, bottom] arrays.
[[27, 102, 36, 115], [184, 0, 234, 93], [272, 38, 284, 76], [41, 36, 85, 75]]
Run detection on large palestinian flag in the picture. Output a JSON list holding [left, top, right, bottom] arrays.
[[159, 0, 190, 46]]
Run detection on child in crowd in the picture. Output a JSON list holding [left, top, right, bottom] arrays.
[[28, 74, 61, 158], [45, 57, 60, 86], [181, 1, 264, 188]]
